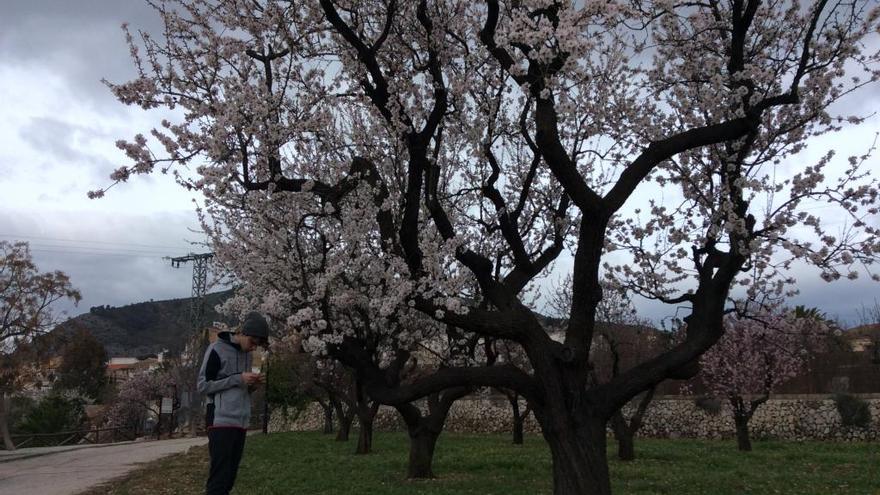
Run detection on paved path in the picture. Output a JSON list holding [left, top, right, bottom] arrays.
[[0, 437, 208, 495], [0, 440, 138, 463]]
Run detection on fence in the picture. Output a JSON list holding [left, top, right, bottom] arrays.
[[9, 425, 139, 449]]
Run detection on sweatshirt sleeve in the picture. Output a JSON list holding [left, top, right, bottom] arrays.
[[197, 346, 244, 395]]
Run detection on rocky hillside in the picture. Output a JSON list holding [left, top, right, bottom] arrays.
[[53, 291, 234, 357]]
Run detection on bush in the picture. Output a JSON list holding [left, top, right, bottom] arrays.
[[265, 353, 312, 417], [15, 394, 87, 435], [694, 396, 722, 416], [833, 393, 872, 428], [6, 396, 36, 433]]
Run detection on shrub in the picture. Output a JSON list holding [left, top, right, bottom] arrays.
[[7, 396, 36, 433], [15, 394, 86, 434], [694, 396, 723, 416], [833, 393, 872, 428]]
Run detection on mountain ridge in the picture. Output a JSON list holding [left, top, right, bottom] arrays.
[[53, 290, 234, 357]]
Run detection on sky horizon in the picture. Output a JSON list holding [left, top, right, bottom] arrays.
[[2, 1, 879, 331]]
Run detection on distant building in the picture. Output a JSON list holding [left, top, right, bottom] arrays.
[[106, 353, 166, 383], [106, 357, 138, 383], [849, 337, 874, 352]]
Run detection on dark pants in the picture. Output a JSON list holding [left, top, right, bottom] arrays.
[[206, 428, 247, 495]]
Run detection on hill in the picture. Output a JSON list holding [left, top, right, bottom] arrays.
[[53, 291, 234, 357]]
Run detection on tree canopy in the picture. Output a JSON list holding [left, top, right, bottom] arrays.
[[104, 1, 880, 493], [0, 240, 80, 450]]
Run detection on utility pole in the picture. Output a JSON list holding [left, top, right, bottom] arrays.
[[262, 349, 271, 434], [170, 252, 214, 435]]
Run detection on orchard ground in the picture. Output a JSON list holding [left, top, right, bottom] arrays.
[[81, 431, 879, 494]]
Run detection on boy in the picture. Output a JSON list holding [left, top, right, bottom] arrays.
[[197, 312, 269, 495]]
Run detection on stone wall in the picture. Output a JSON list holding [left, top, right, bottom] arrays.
[[268, 394, 880, 442], [629, 395, 880, 441]]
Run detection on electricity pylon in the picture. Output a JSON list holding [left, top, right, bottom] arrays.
[[171, 253, 214, 333], [170, 252, 214, 435]]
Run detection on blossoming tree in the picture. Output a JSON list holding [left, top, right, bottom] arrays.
[[103, 1, 880, 493], [105, 369, 177, 438], [211, 205, 476, 473], [699, 308, 828, 451], [204, 177, 475, 466], [262, 339, 350, 437]]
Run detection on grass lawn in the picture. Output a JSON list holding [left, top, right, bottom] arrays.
[[81, 431, 880, 494]]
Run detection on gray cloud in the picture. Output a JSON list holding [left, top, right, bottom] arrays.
[[18, 116, 116, 180], [0, 1, 165, 106]]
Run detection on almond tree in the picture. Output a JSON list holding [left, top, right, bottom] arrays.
[[262, 340, 348, 437], [313, 360, 357, 440], [700, 308, 827, 451], [1, 241, 80, 450], [216, 225, 475, 473], [200, 145, 477, 471], [105, 369, 177, 438], [389, 334, 474, 478], [206, 193, 451, 459], [102, 1, 880, 493]]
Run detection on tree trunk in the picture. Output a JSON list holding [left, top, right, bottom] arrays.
[[512, 411, 525, 445], [507, 394, 527, 445], [155, 414, 162, 440], [336, 412, 353, 441], [189, 401, 201, 437], [396, 388, 468, 479], [539, 415, 611, 495], [356, 416, 374, 454], [320, 402, 334, 434], [734, 412, 752, 452], [610, 412, 634, 461], [407, 427, 440, 478], [354, 402, 378, 454], [331, 398, 354, 441], [731, 395, 764, 452], [0, 395, 14, 451], [354, 380, 379, 454]]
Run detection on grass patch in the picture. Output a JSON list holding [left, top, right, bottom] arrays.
[[81, 431, 880, 494]]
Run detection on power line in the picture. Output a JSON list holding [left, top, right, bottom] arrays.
[[27, 248, 176, 259], [26, 243, 193, 258], [23, 243, 184, 256], [0, 233, 195, 251]]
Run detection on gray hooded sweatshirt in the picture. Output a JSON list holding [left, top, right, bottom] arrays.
[[197, 332, 253, 429]]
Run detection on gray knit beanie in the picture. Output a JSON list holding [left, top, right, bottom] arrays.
[[241, 312, 269, 340]]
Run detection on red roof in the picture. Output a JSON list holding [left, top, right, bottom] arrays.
[[107, 363, 136, 370]]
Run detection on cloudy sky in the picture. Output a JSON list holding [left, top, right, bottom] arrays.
[[1, 1, 202, 320], [1, 1, 879, 328]]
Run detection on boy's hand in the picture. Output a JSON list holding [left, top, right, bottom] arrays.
[[242, 372, 263, 385]]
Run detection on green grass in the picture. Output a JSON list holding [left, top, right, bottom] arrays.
[[82, 431, 880, 495]]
